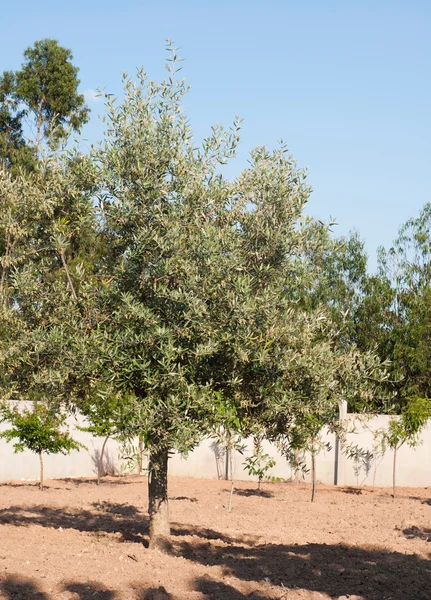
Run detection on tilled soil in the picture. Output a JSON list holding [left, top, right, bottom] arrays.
[[0, 476, 429, 599]]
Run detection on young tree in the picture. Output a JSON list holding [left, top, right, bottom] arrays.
[[77, 395, 125, 485], [375, 397, 431, 498], [0, 402, 84, 490], [243, 434, 276, 491]]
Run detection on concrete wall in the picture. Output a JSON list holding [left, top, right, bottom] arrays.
[[0, 408, 430, 488]]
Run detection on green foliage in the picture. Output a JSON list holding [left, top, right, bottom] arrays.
[[243, 436, 276, 487], [13, 39, 89, 145], [376, 397, 431, 452], [0, 401, 85, 456], [0, 38, 89, 173], [0, 71, 36, 174], [375, 203, 431, 409], [78, 394, 124, 439]]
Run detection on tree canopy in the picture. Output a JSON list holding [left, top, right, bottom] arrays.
[[0, 38, 89, 174]]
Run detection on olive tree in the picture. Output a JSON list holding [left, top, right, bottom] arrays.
[[86, 45, 390, 549]]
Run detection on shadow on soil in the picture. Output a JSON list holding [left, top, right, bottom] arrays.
[[0, 576, 176, 600], [0, 504, 430, 600], [0, 576, 48, 599], [403, 525, 431, 542], [234, 488, 274, 498]]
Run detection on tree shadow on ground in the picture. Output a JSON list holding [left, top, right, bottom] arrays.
[[169, 496, 198, 503], [58, 476, 141, 486], [0, 575, 48, 599], [195, 577, 271, 599], [63, 581, 116, 599], [402, 525, 431, 542], [0, 503, 148, 543], [1, 505, 430, 599], [0, 503, 248, 546], [339, 486, 363, 495], [0, 576, 178, 600], [0, 574, 272, 600], [0, 482, 73, 491], [234, 488, 274, 498], [172, 536, 431, 600]]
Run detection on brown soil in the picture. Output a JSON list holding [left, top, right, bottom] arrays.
[[0, 476, 429, 600]]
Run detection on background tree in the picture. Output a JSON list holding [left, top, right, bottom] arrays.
[[375, 396, 431, 498], [378, 203, 431, 405], [77, 394, 125, 485], [0, 401, 85, 490], [0, 147, 100, 489], [243, 434, 276, 491], [0, 38, 89, 171], [0, 71, 36, 174]]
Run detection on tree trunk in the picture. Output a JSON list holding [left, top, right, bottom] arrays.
[[311, 452, 316, 503], [228, 444, 235, 513], [98, 435, 110, 486], [393, 446, 397, 499], [148, 448, 170, 550], [136, 437, 144, 475], [295, 449, 300, 483], [39, 451, 44, 491]]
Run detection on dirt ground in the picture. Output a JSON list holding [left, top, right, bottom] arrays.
[[0, 476, 429, 600]]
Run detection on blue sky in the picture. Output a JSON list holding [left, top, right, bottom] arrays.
[[2, 1, 430, 271]]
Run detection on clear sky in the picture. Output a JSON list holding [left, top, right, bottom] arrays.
[[1, 1, 430, 271]]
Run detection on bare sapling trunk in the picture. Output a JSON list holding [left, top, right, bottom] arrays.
[[136, 437, 144, 475], [228, 443, 235, 513], [39, 451, 44, 491], [295, 449, 300, 483], [392, 446, 397, 499], [311, 451, 316, 503], [98, 435, 110, 486], [148, 448, 170, 550]]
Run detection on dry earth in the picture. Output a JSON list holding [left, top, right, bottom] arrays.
[[0, 475, 429, 599]]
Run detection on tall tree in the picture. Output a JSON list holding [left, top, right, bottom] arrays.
[[89, 47, 387, 548], [0, 38, 89, 171], [378, 203, 431, 405]]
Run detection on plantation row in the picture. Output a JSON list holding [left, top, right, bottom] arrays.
[[1, 39, 430, 548]]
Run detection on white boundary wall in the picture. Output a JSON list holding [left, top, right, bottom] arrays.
[[0, 411, 430, 487]]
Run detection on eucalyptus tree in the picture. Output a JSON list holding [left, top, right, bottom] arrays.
[[0, 38, 89, 170]]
